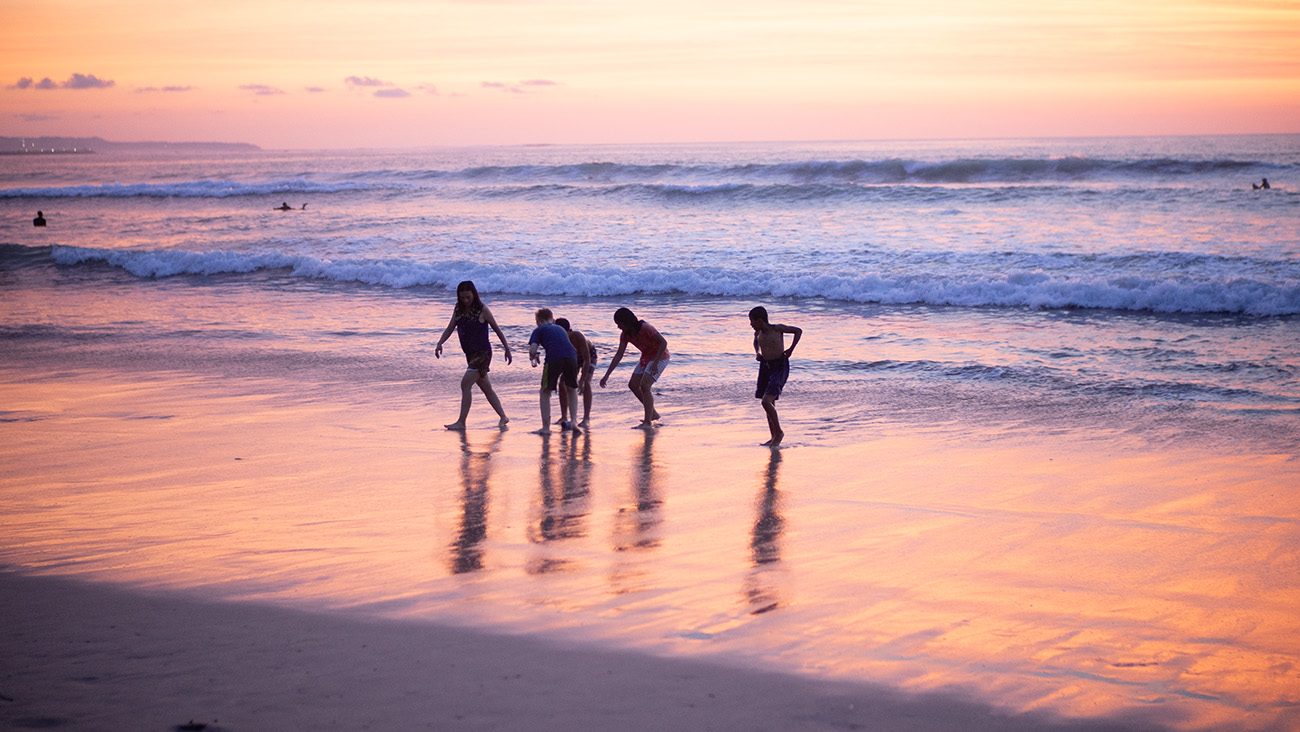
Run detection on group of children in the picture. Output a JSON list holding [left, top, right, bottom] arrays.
[[433, 280, 802, 447]]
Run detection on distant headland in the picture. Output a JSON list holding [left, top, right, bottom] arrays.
[[0, 137, 261, 155]]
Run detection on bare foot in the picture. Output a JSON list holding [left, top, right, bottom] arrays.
[[445, 422, 466, 431], [571, 425, 583, 435], [498, 417, 510, 429], [578, 420, 590, 430], [633, 421, 656, 430], [650, 410, 661, 421], [764, 432, 784, 448], [532, 428, 552, 435]]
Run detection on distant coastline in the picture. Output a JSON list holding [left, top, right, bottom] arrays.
[[0, 136, 261, 155]]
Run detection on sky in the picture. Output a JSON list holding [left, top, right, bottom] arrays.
[[2, 0, 1298, 149]]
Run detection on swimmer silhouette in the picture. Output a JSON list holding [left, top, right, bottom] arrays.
[[33, 211, 46, 227], [274, 202, 292, 211], [1253, 178, 1271, 190]]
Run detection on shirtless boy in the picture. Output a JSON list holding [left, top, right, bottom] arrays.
[[750, 306, 802, 447], [555, 318, 595, 429]]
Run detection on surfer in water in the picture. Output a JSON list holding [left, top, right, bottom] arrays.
[[275, 202, 293, 211], [1253, 178, 1271, 190]]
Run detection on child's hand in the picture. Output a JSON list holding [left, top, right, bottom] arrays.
[[435, 343, 443, 358]]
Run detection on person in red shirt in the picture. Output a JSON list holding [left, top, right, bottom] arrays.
[[599, 307, 669, 429]]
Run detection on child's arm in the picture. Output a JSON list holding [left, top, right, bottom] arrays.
[[575, 332, 592, 371], [434, 314, 458, 358], [599, 338, 629, 388], [483, 306, 513, 364], [780, 324, 802, 358]]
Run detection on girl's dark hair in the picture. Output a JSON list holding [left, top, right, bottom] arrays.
[[453, 280, 484, 315], [613, 307, 641, 335]]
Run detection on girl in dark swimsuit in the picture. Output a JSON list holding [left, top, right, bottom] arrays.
[[435, 281, 513, 429]]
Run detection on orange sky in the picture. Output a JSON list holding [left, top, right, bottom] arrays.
[[2, 0, 1298, 149]]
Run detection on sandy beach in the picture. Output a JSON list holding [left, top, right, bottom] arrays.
[[2, 336, 1297, 732]]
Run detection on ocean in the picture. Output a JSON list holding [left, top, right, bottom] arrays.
[[2, 135, 1299, 728], [4, 135, 1298, 446]]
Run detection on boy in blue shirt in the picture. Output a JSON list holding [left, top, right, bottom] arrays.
[[528, 308, 581, 435]]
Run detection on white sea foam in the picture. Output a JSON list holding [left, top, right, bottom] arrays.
[[47, 244, 1300, 316]]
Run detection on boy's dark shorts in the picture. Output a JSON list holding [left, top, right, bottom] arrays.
[[464, 349, 492, 374], [542, 357, 580, 392], [756, 357, 789, 400]]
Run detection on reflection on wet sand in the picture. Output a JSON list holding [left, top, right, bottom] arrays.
[[610, 429, 663, 596], [449, 430, 502, 575], [527, 433, 593, 575], [745, 450, 785, 615]]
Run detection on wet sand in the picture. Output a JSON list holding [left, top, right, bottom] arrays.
[[1, 570, 1178, 732], [1, 352, 1298, 731]]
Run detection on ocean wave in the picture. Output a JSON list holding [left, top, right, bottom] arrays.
[[42, 244, 1300, 316], [4, 155, 1288, 201], [825, 358, 1284, 405], [0, 178, 391, 199], [393, 157, 1283, 185]]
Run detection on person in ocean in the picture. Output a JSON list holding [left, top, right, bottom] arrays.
[[528, 308, 581, 435], [599, 307, 669, 429], [1253, 178, 1271, 190], [555, 318, 595, 429], [32, 211, 46, 227], [275, 202, 293, 211], [750, 306, 802, 447], [434, 281, 513, 430]]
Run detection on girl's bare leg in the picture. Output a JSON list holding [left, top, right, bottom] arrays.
[[628, 374, 659, 428], [445, 369, 479, 430], [478, 373, 509, 427]]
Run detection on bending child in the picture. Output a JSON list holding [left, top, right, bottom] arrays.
[[529, 308, 582, 435], [555, 318, 595, 429], [599, 307, 669, 429], [750, 306, 802, 447]]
